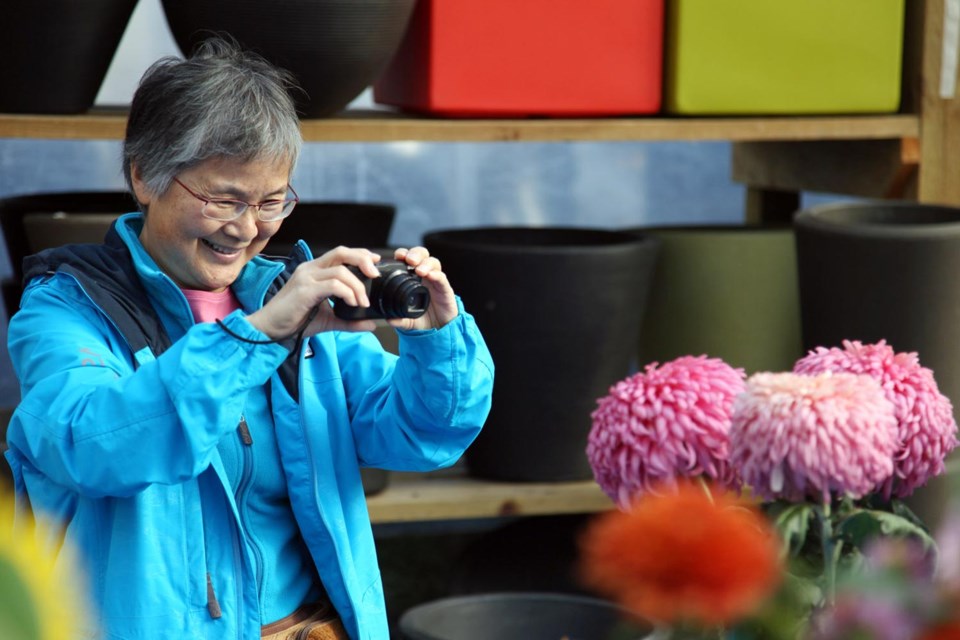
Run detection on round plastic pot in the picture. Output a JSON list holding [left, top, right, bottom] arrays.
[[398, 592, 653, 640], [423, 227, 659, 482]]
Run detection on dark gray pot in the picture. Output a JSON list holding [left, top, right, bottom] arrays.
[[423, 227, 659, 482], [399, 592, 653, 640], [160, 0, 417, 117], [795, 200, 960, 528], [794, 201, 960, 417], [0, 0, 138, 113], [264, 201, 396, 258]]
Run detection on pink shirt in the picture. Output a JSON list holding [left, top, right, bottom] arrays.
[[181, 288, 242, 323]]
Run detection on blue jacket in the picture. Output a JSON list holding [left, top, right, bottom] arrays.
[[4, 213, 494, 639]]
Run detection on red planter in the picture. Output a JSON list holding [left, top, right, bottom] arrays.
[[374, 0, 664, 117]]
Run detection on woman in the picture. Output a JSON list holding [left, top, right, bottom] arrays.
[[4, 39, 493, 639]]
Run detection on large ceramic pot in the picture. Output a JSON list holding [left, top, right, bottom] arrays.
[[263, 201, 395, 258], [636, 225, 803, 374], [0, 191, 138, 315], [0, 0, 138, 113], [160, 0, 417, 117], [399, 592, 653, 640], [794, 201, 960, 528], [423, 227, 659, 482]]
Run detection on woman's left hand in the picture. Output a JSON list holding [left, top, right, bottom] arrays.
[[390, 246, 459, 331]]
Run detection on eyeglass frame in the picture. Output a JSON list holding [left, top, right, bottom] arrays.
[[173, 177, 300, 222]]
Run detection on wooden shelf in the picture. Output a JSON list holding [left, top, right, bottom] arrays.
[[366, 469, 613, 524], [0, 109, 920, 143]]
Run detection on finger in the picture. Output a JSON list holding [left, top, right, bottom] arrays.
[[320, 266, 371, 308], [397, 246, 430, 266], [354, 251, 383, 280], [413, 256, 442, 277], [317, 246, 382, 277]]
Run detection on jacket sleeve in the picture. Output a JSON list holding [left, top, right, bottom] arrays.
[[6, 275, 290, 498], [335, 298, 495, 470]]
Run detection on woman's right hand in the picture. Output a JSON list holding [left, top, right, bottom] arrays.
[[245, 246, 382, 340]]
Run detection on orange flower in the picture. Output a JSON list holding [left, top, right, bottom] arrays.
[[578, 481, 783, 627], [918, 621, 960, 640]]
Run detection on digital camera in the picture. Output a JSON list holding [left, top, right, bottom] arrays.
[[332, 259, 431, 320]]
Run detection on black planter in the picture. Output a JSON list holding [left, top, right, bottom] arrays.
[[160, 0, 417, 117], [0, 0, 138, 113], [0, 191, 138, 315], [794, 201, 960, 417], [794, 201, 960, 527], [264, 201, 396, 258], [360, 467, 390, 496], [398, 592, 653, 640], [423, 227, 659, 482]]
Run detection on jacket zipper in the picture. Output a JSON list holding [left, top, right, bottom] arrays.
[[234, 414, 265, 611], [237, 415, 253, 445]]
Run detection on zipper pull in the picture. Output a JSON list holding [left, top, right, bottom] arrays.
[[206, 572, 222, 619], [237, 415, 253, 446]]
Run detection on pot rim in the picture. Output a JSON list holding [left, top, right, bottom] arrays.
[[423, 226, 658, 252], [795, 201, 960, 237], [398, 592, 656, 639], [638, 223, 793, 234]]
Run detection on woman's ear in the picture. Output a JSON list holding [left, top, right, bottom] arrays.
[[129, 163, 153, 209]]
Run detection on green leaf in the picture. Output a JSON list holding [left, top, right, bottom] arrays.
[[772, 503, 815, 558], [838, 508, 938, 553]]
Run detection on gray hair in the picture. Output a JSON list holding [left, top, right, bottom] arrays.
[[123, 37, 302, 205]]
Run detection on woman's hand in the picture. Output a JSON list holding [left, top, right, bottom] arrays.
[[389, 246, 459, 331], [245, 246, 382, 340]]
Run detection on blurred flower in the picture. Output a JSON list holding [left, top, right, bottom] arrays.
[[586, 356, 745, 507], [935, 504, 960, 593], [917, 621, 960, 640], [578, 481, 783, 627], [0, 492, 88, 640], [810, 535, 953, 640], [729, 372, 898, 502], [810, 592, 926, 640], [794, 340, 959, 499]]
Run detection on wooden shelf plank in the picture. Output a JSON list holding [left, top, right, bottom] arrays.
[[0, 109, 920, 143], [366, 470, 614, 524]]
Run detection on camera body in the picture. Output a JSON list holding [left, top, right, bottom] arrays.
[[333, 259, 431, 320]]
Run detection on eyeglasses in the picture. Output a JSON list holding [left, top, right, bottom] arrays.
[[174, 177, 299, 222]]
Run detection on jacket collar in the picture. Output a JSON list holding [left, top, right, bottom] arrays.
[[113, 212, 300, 337]]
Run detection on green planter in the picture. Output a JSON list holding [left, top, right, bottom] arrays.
[[636, 225, 802, 374]]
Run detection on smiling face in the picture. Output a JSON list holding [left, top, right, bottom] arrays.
[[133, 155, 291, 292]]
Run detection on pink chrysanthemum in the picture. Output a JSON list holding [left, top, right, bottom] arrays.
[[586, 356, 746, 507], [730, 372, 899, 502], [795, 340, 959, 498]]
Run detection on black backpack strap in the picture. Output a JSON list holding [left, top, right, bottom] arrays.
[[21, 223, 173, 360]]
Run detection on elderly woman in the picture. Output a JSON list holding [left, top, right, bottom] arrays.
[[4, 39, 493, 640]]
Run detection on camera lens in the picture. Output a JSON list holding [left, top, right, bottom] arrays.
[[376, 270, 430, 319]]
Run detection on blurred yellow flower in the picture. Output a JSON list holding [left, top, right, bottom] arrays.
[[0, 491, 88, 640]]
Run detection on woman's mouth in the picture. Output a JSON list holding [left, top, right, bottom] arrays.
[[202, 238, 243, 256]]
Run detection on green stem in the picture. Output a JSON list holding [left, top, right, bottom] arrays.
[[818, 500, 837, 605]]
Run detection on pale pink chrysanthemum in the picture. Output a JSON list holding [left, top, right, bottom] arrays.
[[586, 356, 746, 508], [730, 372, 899, 503], [794, 340, 959, 498]]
